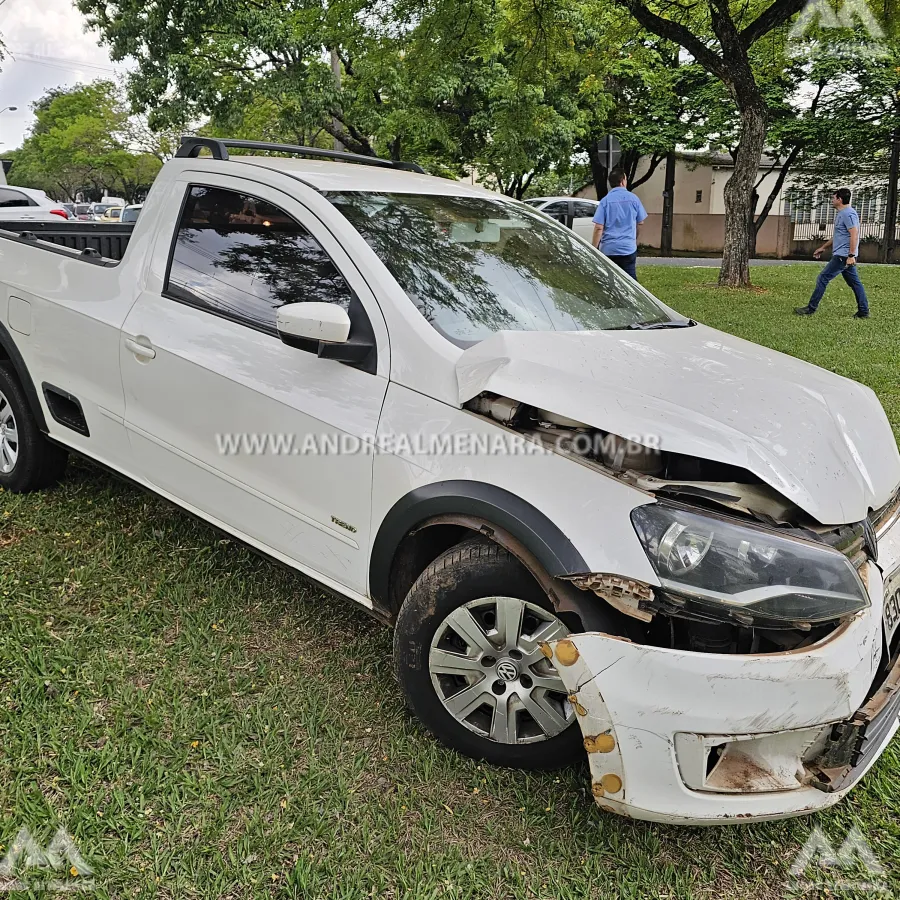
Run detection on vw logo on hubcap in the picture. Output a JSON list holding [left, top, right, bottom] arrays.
[[496, 659, 518, 682]]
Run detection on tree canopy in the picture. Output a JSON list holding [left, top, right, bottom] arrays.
[[8, 0, 899, 284], [8, 81, 166, 202], [76, 0, 716, 199]]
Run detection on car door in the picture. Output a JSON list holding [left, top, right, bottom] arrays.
[[119, 175, 389, 598], [572, 200, 599, 242]]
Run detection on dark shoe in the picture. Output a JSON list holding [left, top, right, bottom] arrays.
[[794, 306, 816, 316], [853, 311, 870, 319]]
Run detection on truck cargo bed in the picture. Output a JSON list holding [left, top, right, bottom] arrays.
[[0, 221, 133, 261]]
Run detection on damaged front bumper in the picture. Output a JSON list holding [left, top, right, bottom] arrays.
[[546, 556, 900, 825]]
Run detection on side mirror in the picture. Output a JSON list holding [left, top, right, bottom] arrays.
[[276, 302, 374, 364], [277, 302, 351, 344]]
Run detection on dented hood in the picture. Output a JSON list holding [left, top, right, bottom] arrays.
[[456, 326, 900, 525]]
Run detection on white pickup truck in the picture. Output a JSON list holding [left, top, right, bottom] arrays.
[[1, 137, 899, 825]]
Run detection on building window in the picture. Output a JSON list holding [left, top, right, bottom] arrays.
[[695, 190, 703, 204]]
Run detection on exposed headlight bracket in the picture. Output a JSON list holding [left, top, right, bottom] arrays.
[[564, 573, 657, 623]]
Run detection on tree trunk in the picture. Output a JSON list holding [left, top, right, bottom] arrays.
[[629, 151, 666, 190], [586, 139, 609, 200], [622, 149, 640, 184], [516, 171, 535, 200], [660, 151, 675, 256], [330, 49, 344, 152], [882, 126, 899, 264], [754, 144, 801, 238], [748, 190, 759, 258], [719, 101, 767, 287]]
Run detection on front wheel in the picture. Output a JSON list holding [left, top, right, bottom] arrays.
[[394, 539, 584, 770]]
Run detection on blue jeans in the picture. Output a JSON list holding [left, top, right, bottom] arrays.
[[607, 252, 637, 280], [808, 255, 869, 314]]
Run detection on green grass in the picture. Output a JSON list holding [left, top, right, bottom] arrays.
[[2, 264, 900, 898]]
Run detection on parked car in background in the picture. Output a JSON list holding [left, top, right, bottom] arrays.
[[62, 203, 76, 218], [120, 204, 143, 223], [89, 203, 115, 220], [73, 204, 93, 221], [99, 207, 124, 223], [0, 186, 69, 221], [524, 197, 599, 243]]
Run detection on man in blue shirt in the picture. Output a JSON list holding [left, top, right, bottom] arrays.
[[592, 169, 647, 280], [795, 188, 869, 318]]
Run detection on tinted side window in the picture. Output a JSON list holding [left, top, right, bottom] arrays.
[[573, 201, 598, 218], [0, 189, 35, 208], [542, 201, 569, 220], [165, 185, 355, 332]]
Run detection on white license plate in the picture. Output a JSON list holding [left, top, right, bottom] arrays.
[[884, 568, 900, 646]]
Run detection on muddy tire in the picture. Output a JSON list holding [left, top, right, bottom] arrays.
[[394, 538, 584, 770], [0, 363, 68, 493]]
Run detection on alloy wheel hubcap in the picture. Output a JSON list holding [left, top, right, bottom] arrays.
[[429, 596, 573, 745], [0, 390, 18, 475], [496, 659, 519, 682]]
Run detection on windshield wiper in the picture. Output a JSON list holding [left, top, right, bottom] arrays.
[[627, 318, 696, 330]]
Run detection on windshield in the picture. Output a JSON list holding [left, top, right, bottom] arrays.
[[326, 192, 680, 346], [92, 204, 112, 214]]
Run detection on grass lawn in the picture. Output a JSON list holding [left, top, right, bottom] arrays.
[[1, 263, 899, 899]]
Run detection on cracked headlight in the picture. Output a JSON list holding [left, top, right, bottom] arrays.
[[631, 504, 869, 624]]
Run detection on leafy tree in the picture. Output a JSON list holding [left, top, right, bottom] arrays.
[[609, 0, 900, 280], [78, 0, 705, 201], [77, 0, 582, 191], [492, 0, 714, 198], [788, 31, 900, 182], [9, 81, 162, 202], [77, 0, 399, 155], [581, 0, 817, 286], [686, 35, 844, 255], [784, 29, 900, 260]]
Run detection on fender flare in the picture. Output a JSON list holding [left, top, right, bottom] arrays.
[[0, 321, 47, 431], [369, 480, 587, 606]]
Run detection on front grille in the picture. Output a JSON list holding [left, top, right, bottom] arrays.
[[874, 490, 900, 538], [810, 646, 900, 792], [818, 487, 900, 571]]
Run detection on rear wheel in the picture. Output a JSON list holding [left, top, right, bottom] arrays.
[[0, 364, 68, 493], [394, 539, 583, 769]]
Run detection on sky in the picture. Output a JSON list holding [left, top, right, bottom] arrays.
[[0, 0, 128, 150]]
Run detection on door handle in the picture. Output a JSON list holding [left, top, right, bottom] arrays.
[[124, 336, 156, 360]]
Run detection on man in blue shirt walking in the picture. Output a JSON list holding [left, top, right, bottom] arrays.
[[795, 188, 869, 318], [592, 169, 647, 280]]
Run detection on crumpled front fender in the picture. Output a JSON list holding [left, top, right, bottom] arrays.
[[544, 579, 888, 824]]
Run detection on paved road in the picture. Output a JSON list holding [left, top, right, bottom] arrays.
[[640, 257, 818, 267], [641, 257, 893, 267]]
